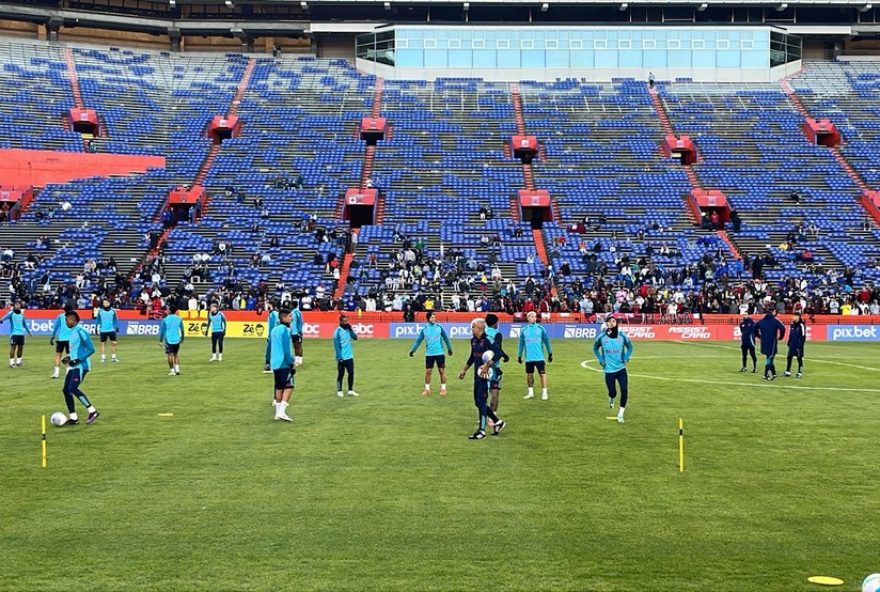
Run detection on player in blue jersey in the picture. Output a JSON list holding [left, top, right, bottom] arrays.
[[592, 317, 635, 423], [60, 310, 100, 425], [50, 304, 74, 379], [457, 318, 506, 439], [334, 314, 359, 397], [517, 311, 553, 400], [291, 301, 304, 368], [263, 300, 279, 373], [484, 313, 510, 414], [269, 308, 294, 422], [738, 312, 757, 373], [159, 305, 185, 376], [784, 312, 806, 378], [408, 311, 453, 397], [207, 302, 227, 362], [754, 310, 786, 381], [95, 299, 120, 363], [3, 300, 32, 368]]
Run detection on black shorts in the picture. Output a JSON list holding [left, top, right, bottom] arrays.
[[425, 354, 446, 369], [164, 343, 180, 355], [788, 346, 804, 357], [740, 343, 755, 352], [525, 360, 546, 374], [273, 367, 293, 390], [100, 332, 117, 343], [9, 335, 24, 346], [55, 340, 70, 354], [291, 334, 303, 344]]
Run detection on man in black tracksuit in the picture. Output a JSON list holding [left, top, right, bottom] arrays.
[[785, 313, 806, 378], [739, 312, 757, 373], [754, 310, 786, 381]]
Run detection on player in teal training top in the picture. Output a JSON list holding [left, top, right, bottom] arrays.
[[159, 305, 185, 376], [3, 300, 32, 368], [333, 314, 359, 398], [592, 317, 634, 423], [517, 311, 553, 401], [50, 304, 74, 379], [269, 308, 294, 422], [291, 302, 304, 368], [263, 300, 279, 373], [60, 310, 100, 425], [95, 299, 120, 363], [408, 311, 453, 397], [207, 303, 227, 362]]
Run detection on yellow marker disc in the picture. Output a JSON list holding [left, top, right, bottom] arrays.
[[606, 416, 618, 420], [807, 576, 844, 586], [157, 413, 174, 417]]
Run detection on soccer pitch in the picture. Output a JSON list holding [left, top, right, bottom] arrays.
[[2, 338, 878, 592]]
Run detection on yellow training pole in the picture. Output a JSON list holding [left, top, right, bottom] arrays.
[[678, 418, 684, 473], [41, 415, 47, 469]]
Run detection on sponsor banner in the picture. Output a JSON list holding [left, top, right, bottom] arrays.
[[390, 322, 474, 340], [826, 325, 880, 342], [391, 322, 603, 340]]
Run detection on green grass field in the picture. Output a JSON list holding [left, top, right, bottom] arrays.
[[2, 337, 878, 592]]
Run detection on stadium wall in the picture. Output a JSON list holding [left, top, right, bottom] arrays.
[[7, 312, 880, 342]]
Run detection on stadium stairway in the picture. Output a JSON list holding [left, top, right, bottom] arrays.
[[511, 84, 550, 266]]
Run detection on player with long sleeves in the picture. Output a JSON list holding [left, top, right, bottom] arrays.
[[50, 304, 74, 379], [60, 310, 100, 425], [754, 310, 786, 381], [269, 309, 294, 422], [291, 302, 304, 367], [207, 303, 227, 362], [738, 312, 757, 373], [592, 317, 634, 423], [408, 311, 453, 397], [3, 300, 31, 368], [334, 314, 359, 397], [263, 301, 278, 373], [517, 311, 553, 400], [159, 305, 185, 376], [457, 318, 506, 439], [484, 313, 509, 413], [95, 299, 120, 363], [784, 312, 806, 378]]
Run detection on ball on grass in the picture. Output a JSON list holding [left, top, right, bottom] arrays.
[[50, 412, 67, 426]]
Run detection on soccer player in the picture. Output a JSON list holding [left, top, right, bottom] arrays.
[[333, 314, 359, 397], [785, 312, 806, 378], [457, 318, 505, 439], [484, 313, 510, 413], [3, 300, 31, 368], [159, 305, 185, 376], [739, 311, 757, 373], [263, 300, 278, 373], [269, 308, 294, 422], [592, 317, 634, 423], [754, 310, 786, 381], [517, 311, 553, 400], [60, 310, 100, 425], [291, 300, 304, 367], [95, 299, 120, 363], [207, 303, 227, 362], [408, 311, 453, 397], [50, 304, 74, 379]]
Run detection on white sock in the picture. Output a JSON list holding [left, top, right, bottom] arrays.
[[218, 353, 223, 361], [112, 354, 118, 359], [53, 366, 59, 375], [15, 358, 21, 364], [542, 388, 548, 396], [101, 354, 106, 361], [528, 387, 534, 396], [295, 356, 303, 366], [87, 405, 96, 413], [69, 412, 78, 421], [174, 364, 180, 372], [425, 384, 431, 391], [440, 383, 446, 389], [211, 353, 217, 360], [618, 407, 626, 417], [8, 358, 13, 366]]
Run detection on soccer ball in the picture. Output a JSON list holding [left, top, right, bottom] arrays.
[[50, 412, 67, 426], [481, 350, 494, 364], [863, 573, 880, 592]]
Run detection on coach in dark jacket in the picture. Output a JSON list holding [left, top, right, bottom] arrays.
[[754, 311, 785, 380]]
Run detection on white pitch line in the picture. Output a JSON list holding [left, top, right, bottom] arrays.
[[579, 358, 880, 393], [671, 340, 880, 372]]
